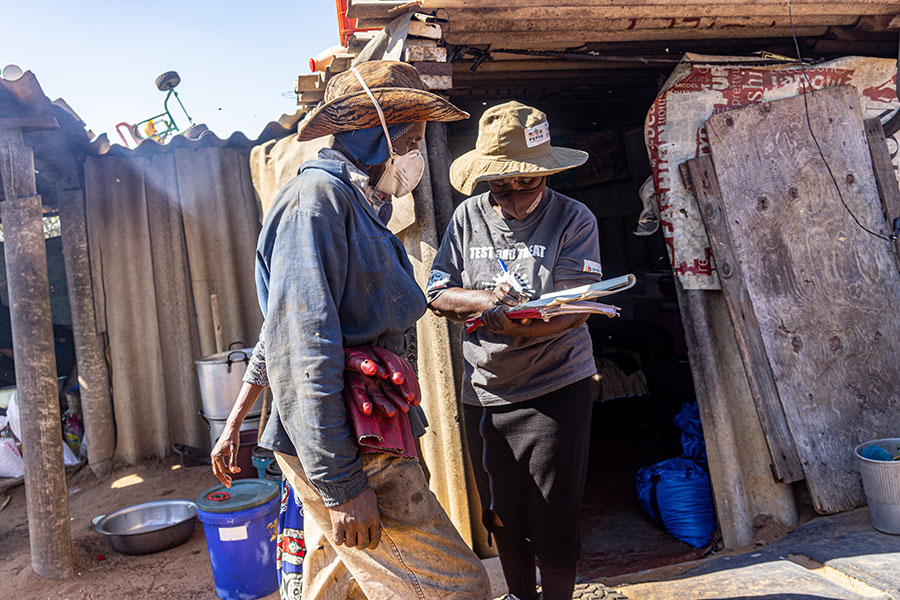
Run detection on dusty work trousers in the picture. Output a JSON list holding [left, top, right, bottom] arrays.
[[275, 452, 491, 600]]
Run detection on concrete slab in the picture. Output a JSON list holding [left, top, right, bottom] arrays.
[[614, 509, 899, 600], [620, 560, 875, 600], [774, 509, 900, 596]]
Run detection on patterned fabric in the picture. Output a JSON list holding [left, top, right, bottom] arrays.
[[242, 337, 268, 387], [277, 476, 305, 600]]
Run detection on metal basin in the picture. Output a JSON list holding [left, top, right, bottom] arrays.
[[94, 499, 198, 555]]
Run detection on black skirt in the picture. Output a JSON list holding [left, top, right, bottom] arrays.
[[463, 377, 593, 566]]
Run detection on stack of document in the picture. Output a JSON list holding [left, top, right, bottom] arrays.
[[465, 274, 636, 333]]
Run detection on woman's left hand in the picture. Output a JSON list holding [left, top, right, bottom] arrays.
[[481, 305, 531, 336]]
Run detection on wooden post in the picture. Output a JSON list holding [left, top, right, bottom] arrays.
[[424, 121, 457, 239], [682, 156, 804, 484], [210, 291, 224, 353], [58, 179, 115, 476], [0, 119, 74, 579]]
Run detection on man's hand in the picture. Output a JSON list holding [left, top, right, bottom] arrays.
[[210, 424, 241, 487], [329, 487, 381, 550], [491, 281, 527, 308]]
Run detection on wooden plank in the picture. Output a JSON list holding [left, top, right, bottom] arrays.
[[420, 74, 453, 89], [297, 90, 325, 104], [705, 86, 900, 513], [437, 5, 900, 18], [347, 0, 423, 19], [408, 19, 442, 39], [863, 117, 900, 267], [411, 61, 452, 77], [453, 59, 663, 72], [423, 0, 900, 7], [405, 37, 438, 48], [445, 15, 858, 33], [674, 281, 755, 548], [405, 45, 447, 62], [683, 157, 805, 484], [347, 31, 378, 53], [295, 73, 325, 92], [445, 26, 830, 45]]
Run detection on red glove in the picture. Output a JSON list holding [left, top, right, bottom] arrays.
[[344, 346, 421, 416]]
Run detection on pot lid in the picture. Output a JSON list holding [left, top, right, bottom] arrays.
[[195, 347, 253, 365], [197, 479, 279, 513]]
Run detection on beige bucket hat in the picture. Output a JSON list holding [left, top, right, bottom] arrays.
[[449, 101, 588, 195]]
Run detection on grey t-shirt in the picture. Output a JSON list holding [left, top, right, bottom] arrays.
[[426, 188, 603, 406]]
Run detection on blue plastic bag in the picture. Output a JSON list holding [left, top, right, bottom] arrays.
[[674, 402, 707, 464], [636, 457, 716, 548]]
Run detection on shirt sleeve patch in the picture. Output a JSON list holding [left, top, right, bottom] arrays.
[[426, 269, 452, 293], [583, 259, 602, 275]]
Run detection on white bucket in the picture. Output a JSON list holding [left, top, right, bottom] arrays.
[[195, 347, 262, 420], [201, 411, 261, 449], [855, 438, 900, 535]]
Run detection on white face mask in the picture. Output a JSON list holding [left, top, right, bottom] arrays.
[[351, 67, 425, 198]]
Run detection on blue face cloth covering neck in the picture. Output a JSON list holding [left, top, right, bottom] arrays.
[[334, 123, 413, 168]]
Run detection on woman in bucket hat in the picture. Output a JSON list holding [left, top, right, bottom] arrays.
[[428, 101, 602, 600], [252, 60, 491, 599]]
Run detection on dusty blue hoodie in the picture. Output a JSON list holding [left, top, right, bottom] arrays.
[[255, 157, 426, 507]]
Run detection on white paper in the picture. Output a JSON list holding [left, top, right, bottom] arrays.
[[219, 525, 248, 542]]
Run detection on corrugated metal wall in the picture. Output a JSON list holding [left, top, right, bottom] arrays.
[[84, 146, 263, 464]]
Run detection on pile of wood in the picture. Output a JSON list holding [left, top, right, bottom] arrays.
[[295, 12, 452, 112]]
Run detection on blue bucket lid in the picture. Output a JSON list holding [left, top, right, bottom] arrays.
[[197, 479, 279, 514]]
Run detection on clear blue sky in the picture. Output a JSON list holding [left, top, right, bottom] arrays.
[[2, 1, 339, 144]]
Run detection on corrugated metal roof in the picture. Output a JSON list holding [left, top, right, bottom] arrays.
[[0, 71, 305, 205], [0, 72, 93, 207], [89, 109, 303, 158]]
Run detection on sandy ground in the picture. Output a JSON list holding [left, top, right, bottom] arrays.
[[0, 457, 510, 600], [0, 457, 280, 600]]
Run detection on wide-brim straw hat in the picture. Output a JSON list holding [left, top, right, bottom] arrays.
[[450, 101, 588, 195], [297, 60, 469, 142]]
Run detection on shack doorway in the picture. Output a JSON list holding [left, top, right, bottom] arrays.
[[446, 86, 709, 576]]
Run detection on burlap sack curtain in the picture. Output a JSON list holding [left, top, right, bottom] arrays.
[[84, 145, 263, 464]]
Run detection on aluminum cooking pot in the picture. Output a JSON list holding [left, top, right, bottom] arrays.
[[93, 499, 198, 555], [195, 341, 262, 420]]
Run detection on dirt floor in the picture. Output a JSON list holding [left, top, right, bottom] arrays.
[[0, 457, 280, 600], [578, 397, 707, 579]]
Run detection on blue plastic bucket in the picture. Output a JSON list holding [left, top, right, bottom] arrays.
[[251, 446, 275, 480], [197, 479, 280, 600]]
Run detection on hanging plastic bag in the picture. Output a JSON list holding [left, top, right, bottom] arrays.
[[636, 457, 716, 548], [7, 391, 20, 441], [674, 402, 707, 464], [62, 437, 80, 466], [0, 437, 24, 478], [7, 393, 81, 467]]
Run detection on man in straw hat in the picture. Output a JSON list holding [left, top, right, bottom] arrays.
[[255, 60, 490, 599], [427, 101, 603, 600]]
